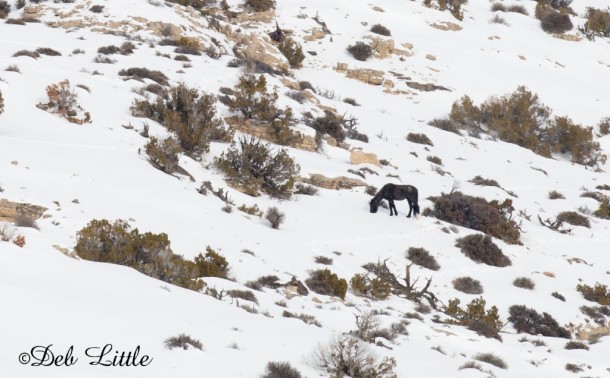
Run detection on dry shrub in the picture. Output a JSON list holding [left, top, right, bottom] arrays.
[[266, 206, 285, 229], [469, 175, 500, 188], [13, 49, 39, 59], [548, 190, 565, 199], [406, 247, 440, 271], [556, 211, 590, 228], [119, 67, 169, 86], [513, 277, 535, 290], [0, 1, 10, 19], [406, 132, 433, 146], [425, 192, 520, 244], [164, 334, 203, 350], [227, 289, 258, 304], [564, 341, 589, 350], [507, 4, 528, 15], [370, 24, 391, 36], [473, 353, 507, 369], [0, 224, 15, 241], [311, 335, 396, 378], [262, 361, 303, 378], [294, 183, 318, 196], [14, 214, 39, 229], [37, 79, 91, 124], [246, 0, 275, 12], [540, 10, 573, 33], [36, 47, 61, 56], [456, 234, 511, 267], [508, 305, 571, 338], [452, 276, 483, 294], [347, 42, 372, 61], [13, 234, 26, 247]]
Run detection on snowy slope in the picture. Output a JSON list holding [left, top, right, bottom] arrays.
[[1, 0, 610, 377]]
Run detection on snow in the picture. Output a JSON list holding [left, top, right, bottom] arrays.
[[1, 0, 610, 377]]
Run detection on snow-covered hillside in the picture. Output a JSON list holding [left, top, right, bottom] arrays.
[[1, 0, 609, 377]]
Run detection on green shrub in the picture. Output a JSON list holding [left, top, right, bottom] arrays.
[[215, 136, 299, 199], [425, 192, 520, 244], [406, 247, 440, 271], [144, 136, 181, 174], [456, 234, 511, 267], [442, 87, 606, 167], [350, 274, 391, 300], [277, 37, 305, 68], [582, 8, 610, 37], [262, 361, 303, 378], [370, 24, 391, 36], [598, 117, 610, 135], [513, 277, 535, 290], [306, 269, 348, 299], [508, 305, 571, 338], [576, 283, 610, 305], [246, 0, 275, 12], [131, 83, 230, 156], [75, 219, 202, 291], [445, 297, 503, 340], [347, 42, 372, 61], [406, 132, 433, 146], [593, 194, 610, 219], [164, 334, 203, 350], [194, 246, 229, 279], [452, 276, 483, 294]]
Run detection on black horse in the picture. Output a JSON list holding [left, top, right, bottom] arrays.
[[369, 183, 420, 217]]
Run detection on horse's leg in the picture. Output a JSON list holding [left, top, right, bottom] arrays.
[[389, 199, 395, 216], [406, 198, 413, 218]]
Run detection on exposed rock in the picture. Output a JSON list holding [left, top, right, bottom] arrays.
[[429, 22, 462, 31], [552, 33, 581, 42], [233, 34, 290, 73], [300, 174, 367, 190], [350, 150, 381, 167], [147, 21, 183, 38], [225, 116, 316, 152], [0, 199, 47, 222], [346, 68, 385, 85], [281, 78, 300, 91], [365, 36, 394, 59], [383, 80, 395, 89], [303, 27, 325, 41], [373, 6, 385, 12], [407, 81, 450, 92], [284, 277, 309, 297], [335, 62, 349, 73], [425, 54, 437, 61]]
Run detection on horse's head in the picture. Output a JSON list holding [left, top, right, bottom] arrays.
[[369, 199, 378, 213]]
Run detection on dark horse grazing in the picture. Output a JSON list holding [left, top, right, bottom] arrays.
[[370, 183, 420, 217]]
